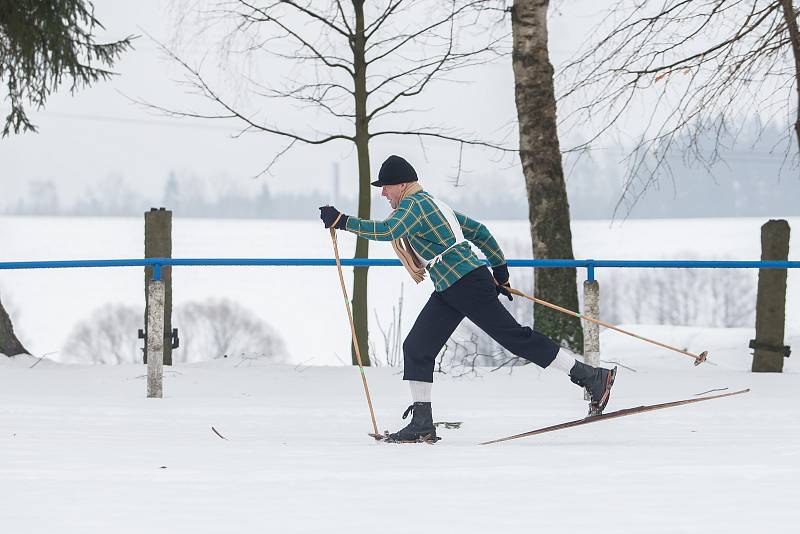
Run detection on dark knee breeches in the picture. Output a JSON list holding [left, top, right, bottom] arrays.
[[402, 266, 560, 382]]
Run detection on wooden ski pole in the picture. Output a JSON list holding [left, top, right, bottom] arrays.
[[506, 287, 708, 366], [328, 224, 381, 437]]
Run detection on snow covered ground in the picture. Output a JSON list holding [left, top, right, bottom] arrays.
[[2, 331, 798, 533], [2, 213, 798, 532]]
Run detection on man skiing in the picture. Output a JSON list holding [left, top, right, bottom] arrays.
[[319, 155, 616, 443]]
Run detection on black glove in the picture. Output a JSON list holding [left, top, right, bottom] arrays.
[[319, 205, 349, 229], [492, 263, 513, 301]]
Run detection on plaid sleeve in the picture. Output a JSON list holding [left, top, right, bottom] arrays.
[[455, 211, 505, 267], [345, 197, 420, 241]]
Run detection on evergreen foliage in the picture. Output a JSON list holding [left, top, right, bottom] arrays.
[[0, 0, 133, 136]]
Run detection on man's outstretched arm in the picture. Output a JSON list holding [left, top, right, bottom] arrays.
[[320, 198, 421, 242]]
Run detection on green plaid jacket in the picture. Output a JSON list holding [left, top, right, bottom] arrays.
[[345, 190, 505, 291]]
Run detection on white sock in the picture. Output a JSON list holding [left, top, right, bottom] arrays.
[[549, 347, 578, 374], [408, 380, 432, 403]]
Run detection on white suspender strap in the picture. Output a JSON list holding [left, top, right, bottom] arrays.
[[410, 196, 468, 268]]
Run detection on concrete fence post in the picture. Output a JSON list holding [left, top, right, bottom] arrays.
[[147, 279, 165, 398], [752, 219, 790, 373], [582, 279, 600, 400], [582, 279, 601, 366], [144, 207, 173, 365]]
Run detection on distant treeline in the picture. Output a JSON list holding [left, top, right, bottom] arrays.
[[2, 172, 531, 220], [5, 120, 799, 220]]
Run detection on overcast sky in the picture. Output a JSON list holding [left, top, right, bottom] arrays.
[[0, 1, 605, 205], [1, 1, 797, 217]]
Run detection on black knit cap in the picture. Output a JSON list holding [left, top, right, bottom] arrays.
[[371, 155, 418, 187]]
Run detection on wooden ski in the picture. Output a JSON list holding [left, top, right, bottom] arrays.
[[479, 388, 750, 445]]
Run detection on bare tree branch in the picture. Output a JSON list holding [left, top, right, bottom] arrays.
[[371, 128, 515, 152], [780, 0, 800, 142], [558, 0, 799, 216], [366, 0, 492, 65], [364, 0, 406, 40], [253, 138, 298, 178], [367, 40, 505, 121], [235, 0, 355, 74], [276, 0, 352, 39]]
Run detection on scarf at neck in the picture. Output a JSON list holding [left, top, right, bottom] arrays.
[[390, 183, 426, 283]]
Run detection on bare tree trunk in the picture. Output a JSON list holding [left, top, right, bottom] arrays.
[[780, 0, 800, 151], [0, 294, 29, 356], [511, 0, 583, 353], [351, 0, 371, 366]]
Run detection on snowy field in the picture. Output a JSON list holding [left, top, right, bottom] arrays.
[[2, 215, 799, 532], [0, 215, 798, 364], [2, 332, 798, 533]]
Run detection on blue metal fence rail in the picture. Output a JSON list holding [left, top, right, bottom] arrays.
[[0, 258, 798, 281]]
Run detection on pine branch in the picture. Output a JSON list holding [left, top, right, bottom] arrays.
[[0, 0, 134, 136]]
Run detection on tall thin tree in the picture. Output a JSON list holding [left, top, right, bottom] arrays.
[[510, 0, 583, 352]]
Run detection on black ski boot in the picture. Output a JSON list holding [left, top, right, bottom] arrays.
[[384, 402, 440, 443], [569, 361, 617, 417]]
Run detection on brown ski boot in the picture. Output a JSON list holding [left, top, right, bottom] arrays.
[[569, 361, 617, 416], [383, 402, 440, 443]]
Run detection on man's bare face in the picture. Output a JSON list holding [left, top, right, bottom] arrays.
[[381, 183, 408, 209]]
